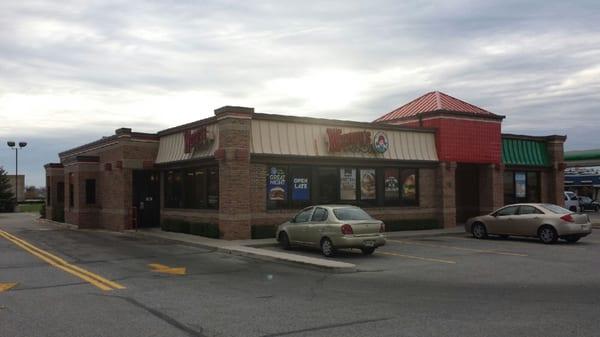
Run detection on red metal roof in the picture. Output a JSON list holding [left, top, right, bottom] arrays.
[[375, 91, 498, 122]]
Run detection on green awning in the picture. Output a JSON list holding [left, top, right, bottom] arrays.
[[564, 149, 600, 162], [502, 138, 549, 167]]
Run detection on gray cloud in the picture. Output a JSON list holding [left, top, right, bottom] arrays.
[[1, 0, 599, 186]]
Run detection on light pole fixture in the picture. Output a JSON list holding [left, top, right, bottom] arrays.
[[7, 141, 27, 206]]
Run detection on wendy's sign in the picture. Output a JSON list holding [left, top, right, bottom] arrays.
[[184, 127, 213, 154], [326, 128, 388, 154]]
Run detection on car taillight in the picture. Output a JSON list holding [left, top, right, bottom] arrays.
[[341, 224, 353, 235], [379, 223, 385, 233], [561, 214, 575, 223]]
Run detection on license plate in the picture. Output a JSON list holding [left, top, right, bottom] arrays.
[[363, 240, 375, 247]]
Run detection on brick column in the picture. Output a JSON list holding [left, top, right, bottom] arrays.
[[478, 163, 504, 214], [214, 106, 254, 240], [44, 164, 64, 221], [546, 135, 567, 206], [437, 161, 456, 228]]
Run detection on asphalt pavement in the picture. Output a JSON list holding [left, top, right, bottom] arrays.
[[2, 212, 600, 337]]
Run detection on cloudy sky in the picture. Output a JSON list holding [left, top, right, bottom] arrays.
[[1, 0, 599, 187]]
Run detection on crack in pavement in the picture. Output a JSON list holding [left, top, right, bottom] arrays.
[[93, 294, 208, 337], [259, 317, 393, 337]]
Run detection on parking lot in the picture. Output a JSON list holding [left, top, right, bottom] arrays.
[[263, 222, 600, 277]]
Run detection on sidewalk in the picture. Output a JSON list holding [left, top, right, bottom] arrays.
[[126, 226, 466, 273]]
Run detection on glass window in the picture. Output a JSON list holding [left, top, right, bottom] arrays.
[[183, 170, 197, 209], [207, 167, 219, 209], [517, 205, 542, 215], [503, 171, 515, 205], [340, 168, 356, 201], [333, 207, 373, 220], [400, 169, 417, 205], [85, 179, 96, 204], [540, 204, 570, 214], [267, 166, 288, 209], [290, 167, 311, 207], [164, 170, 183, 208], [495, 205, 518, 216], [384, 169, 400, 201], [318, 168, 338, 204], [526, 172, 540, 202], [311, 207, 328, 222], [294, 208, 313, 223], [360, 169, 376, 200], [57, 182, 64, 204]]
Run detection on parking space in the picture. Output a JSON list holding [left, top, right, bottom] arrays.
[[262, 230, 600, 273]]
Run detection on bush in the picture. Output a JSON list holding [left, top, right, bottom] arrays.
[[161, 218, 219, 238], [251, 225, 277, 239], [385, 219, 440, 232]]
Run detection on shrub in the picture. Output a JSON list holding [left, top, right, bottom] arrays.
[[385, 219, 440, 232], [251, 225, 277, 239], [161, 218, 219, 238]]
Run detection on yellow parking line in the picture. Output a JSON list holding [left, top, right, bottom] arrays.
[[0, 230, 125, 291], [387, 239, 528, 257], [377, 251, 456, 264]]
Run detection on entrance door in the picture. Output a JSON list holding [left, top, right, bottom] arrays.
[[455, 164, 480, 224], [132, 170, 160, 228]]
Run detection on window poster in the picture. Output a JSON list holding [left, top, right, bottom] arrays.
[[340, 168, 357, 200], [384, 169, 399, 200], [515, 172, 526, 198], [268, 167, 287, 201], [360, 169, 376, 200], [292, 176, 309, 201], [401, 172, 416, 200]]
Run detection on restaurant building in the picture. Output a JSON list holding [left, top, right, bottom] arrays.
[[44, 91, 567, 239]]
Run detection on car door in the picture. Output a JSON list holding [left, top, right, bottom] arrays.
[[512, 205, 544, 236], [288, 207, 314, 245], [487, 205, 519, 234], [307, 207, 329, 246]]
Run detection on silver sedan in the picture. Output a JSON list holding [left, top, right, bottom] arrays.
[[465, 203, 593, 244]]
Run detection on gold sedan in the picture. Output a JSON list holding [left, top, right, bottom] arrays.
[[465, 203, 593, 244], [276, 205, 386, 257]]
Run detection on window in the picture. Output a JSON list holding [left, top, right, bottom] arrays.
[[333, 207, 372, 220], [57, 182, 65, 204], [85, 179, 96, 204], [541, 204, 570, 214], [504, 171, 540, 204], [526, 172, 540, 202], [503, 171, 515, 205], [266, 165, 420, 209], [311, 207, 328, 222], [495, 205, 518, 216], [294, 208, 313, 223], [163, 167, 219, 209], [517, 205, 542, 215], [318, 168, 338, 204]]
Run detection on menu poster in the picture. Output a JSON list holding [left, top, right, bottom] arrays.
[[292, 176, 309, 201], [515, 172, 526, 198], [340, 168, 357, 200], [360, 169, 376, 200], [402, 172, 416, 200], [268, 167, 287, 201], [384, 169, 399, 199]]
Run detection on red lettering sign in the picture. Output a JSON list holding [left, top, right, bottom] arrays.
[[184, 127, 211, 153], [326, 128, 372, 153]]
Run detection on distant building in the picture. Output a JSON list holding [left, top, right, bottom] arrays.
[[564, 149, 600, 200], [7, 175, 25, 202]]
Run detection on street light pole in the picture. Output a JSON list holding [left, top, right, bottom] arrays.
[[6, 141, 27, 207]]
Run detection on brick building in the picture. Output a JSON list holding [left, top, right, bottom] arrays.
[[44, 92, 567, 239]]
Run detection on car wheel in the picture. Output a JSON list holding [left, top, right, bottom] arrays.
[[361, 247, 375, 255], [538, 226, 558, 244], [564, 235, 580, 243], [472, 222, 488, 239], [279, 232, 291, 250], [320, 238, 335, 257], [595, 205, 600, 212]]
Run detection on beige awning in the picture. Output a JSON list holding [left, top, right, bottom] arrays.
[[250, 119, 438, 161], [155, 124, 219, 164]]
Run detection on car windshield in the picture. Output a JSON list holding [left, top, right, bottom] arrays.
[[540, 204, 571, 214], [333, 207, 372, 220]]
